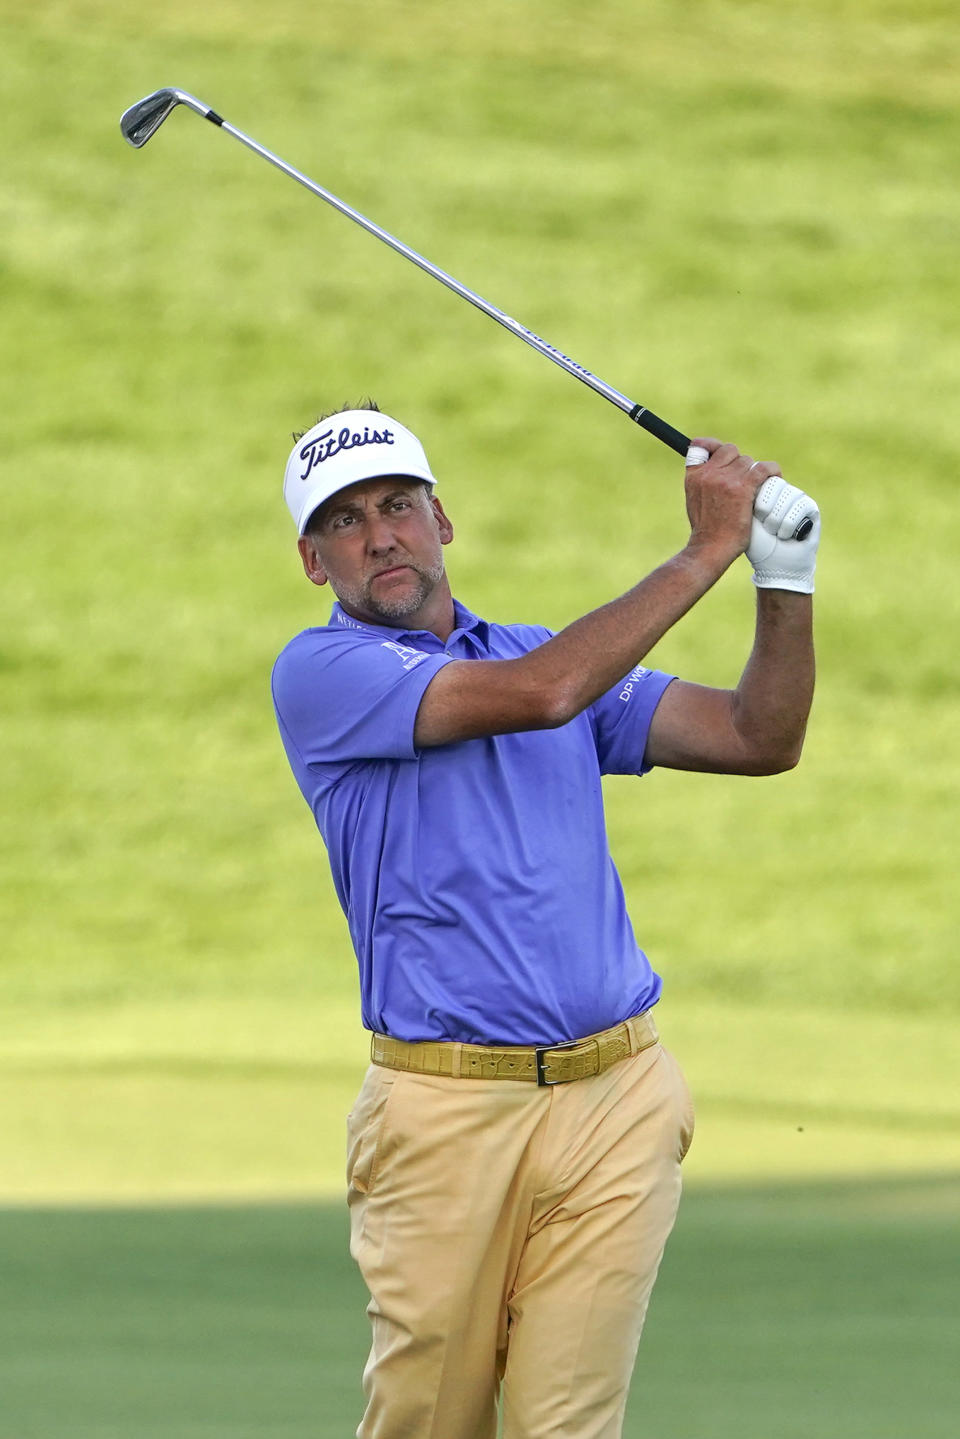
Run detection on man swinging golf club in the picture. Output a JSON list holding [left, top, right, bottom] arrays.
[[271, 402, 818, 1439]]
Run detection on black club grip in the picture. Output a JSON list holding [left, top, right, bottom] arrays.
[[628, 405, 690, 457]]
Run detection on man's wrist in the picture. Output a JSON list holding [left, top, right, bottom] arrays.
[[755, 586, 813, 614], [679, 536, 740, 583]]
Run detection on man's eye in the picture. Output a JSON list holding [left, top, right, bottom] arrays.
[[331, 514, 356, 530], [389, 500, 410, 513]]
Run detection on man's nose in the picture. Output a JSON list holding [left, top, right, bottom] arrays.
[[365, 513, 397, 551]]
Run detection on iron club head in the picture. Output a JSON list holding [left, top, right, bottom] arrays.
[[120, 88, 222, 148], [120, 89, 183, 148]]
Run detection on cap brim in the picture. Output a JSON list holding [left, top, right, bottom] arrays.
[[297, 468, 435, 534]]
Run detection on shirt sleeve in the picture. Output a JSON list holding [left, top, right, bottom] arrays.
[[588, 665, 676, 776], [271, 629, 455, 766]]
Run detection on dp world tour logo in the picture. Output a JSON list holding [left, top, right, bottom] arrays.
[[619, 664, 649, 703], [298, 425, 395, 481]]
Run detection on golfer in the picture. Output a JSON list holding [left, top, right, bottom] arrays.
[[271, 404, 818, 1439]]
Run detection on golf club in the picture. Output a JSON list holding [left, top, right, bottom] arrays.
[[120, 87, 813, 538]]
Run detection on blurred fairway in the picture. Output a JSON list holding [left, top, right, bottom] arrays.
[[2, 0, 959, 1433]]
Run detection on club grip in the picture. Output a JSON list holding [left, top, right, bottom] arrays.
[[628, 406, 689, 457]]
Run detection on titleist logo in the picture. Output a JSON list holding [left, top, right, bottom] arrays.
[[298, 425, 395, 481]]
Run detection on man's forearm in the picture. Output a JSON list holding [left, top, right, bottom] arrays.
[[525, 544, 730, 725], [414, 542, 733, 747], [730, 589, 814, 768]]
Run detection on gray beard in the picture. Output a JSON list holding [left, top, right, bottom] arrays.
[[338, 557, 445, 623]]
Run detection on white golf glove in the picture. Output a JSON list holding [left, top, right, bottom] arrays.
[[747, 476, 820, 594]]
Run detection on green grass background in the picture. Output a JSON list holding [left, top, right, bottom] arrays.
[[2, 0, 959, 1434]]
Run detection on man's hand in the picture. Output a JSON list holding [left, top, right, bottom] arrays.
[[683, 437, 776, 571], [747, 477, 821, 593]]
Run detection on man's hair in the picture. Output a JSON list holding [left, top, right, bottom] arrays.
[[291, 398, 381, 445]]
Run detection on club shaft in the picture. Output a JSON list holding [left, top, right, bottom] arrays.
[[124, 90, 814, 537], [200, 110, 690, 456]]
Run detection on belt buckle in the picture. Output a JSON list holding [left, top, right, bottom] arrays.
[[535, 1040, 580, 1087]]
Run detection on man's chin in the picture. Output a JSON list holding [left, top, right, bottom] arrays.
[[370, 595, 428, 621], [333, 560, 445, 626], [363, 575, 431, 621]]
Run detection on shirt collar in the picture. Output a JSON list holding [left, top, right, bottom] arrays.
[[329, 599, 489, 651]]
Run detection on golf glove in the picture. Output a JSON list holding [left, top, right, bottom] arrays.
[[747, 477, 820, 594]]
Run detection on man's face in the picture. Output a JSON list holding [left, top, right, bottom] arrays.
[[297, 476, 454, 629]]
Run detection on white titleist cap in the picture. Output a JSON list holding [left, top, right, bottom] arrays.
[[283, 410, 436, 533]]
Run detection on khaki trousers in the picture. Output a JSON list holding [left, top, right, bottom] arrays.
[[346, 1033, 694, 1439]]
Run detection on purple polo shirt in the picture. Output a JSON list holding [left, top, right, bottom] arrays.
[[271, 599, 675, 1046]]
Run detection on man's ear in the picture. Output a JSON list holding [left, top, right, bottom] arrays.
[[430, 495, 454, 546], [298, 535, 329, 587]]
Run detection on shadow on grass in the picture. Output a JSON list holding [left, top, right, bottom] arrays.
[[0, 1175, 957, 1439]]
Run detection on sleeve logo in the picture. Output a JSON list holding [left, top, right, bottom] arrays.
[[618, 664, 649, 703], [381, 640, 429, 671]]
